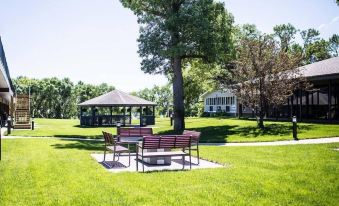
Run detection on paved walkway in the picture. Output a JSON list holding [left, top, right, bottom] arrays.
[[201, 137, 339, 147], [2, 133, 339, 146]]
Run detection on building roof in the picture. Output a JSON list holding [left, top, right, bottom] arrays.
[[300, 56, 339, 79], [0, 37, 14, 100], [78, 90, 156, 107]]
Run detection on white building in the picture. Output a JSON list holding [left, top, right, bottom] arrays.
[[201, 90, 238, 115]]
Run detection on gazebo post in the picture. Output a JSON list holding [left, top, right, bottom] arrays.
[[91, 106, 95, 126], [129, 106, 132, 124], [80, 106, 83, 126], [110, 106, 113, 126], [123, 106, 126, 126], [139, 106, 142, 127]]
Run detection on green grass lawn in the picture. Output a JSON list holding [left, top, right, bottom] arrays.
[[8, 118, 339, 143], [0, 138, 338, 205]]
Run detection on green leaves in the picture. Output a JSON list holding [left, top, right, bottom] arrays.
[[120, 0, 234, 74]]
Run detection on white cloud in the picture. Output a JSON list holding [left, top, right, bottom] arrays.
[[317, 24, 326, 30], [317, 15, 339, 30], [330, 16, 339, 24]]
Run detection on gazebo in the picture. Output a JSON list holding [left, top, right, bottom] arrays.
[[78, 90, 156, 127]]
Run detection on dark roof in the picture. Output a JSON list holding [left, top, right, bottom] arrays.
[[300, 57, 339, 78], [78, 90, 156, 107], [0, 36, 15, 93]]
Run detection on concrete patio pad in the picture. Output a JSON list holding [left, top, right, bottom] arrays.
[[91, 153, 224, 173]]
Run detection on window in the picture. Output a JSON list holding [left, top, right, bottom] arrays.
[[226, 106, 230, 112], [209, 106, 213, 111]]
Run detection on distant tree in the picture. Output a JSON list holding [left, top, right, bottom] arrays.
[[133, 84, 172, 117], [183, 60, 218, 116], [300, 28, 320, 48], [273, 23, 298, 52], [13, 77, 114, 119], [329, 34, 339, 57], [217, 34, 307, 129], [305, 39, 331, 63], [120, 0, 234, 132]]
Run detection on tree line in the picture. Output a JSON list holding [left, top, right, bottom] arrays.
[[13, 76, 114, 119]]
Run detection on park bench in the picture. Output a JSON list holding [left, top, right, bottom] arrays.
[[136, 135, 192, 172], [102, 131, 131, 167], [117, 127, 153, 142], [183, 130, 201, 164]]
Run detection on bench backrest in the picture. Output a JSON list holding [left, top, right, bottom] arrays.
[[183, 130, 201, 143], [102, 131, 116, 145], [142, 135, 191, 149], [117, 127, 153, 137]]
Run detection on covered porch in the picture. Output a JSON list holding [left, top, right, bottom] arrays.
[[78, 90, 156, 127]]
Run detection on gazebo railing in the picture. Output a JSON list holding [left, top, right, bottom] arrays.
[[140, 115, 155, 126], [80, 115, 131, 126]]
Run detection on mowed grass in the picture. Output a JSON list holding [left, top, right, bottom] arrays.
[[8, 117, 339, 143], [0, 138, 338, 205]]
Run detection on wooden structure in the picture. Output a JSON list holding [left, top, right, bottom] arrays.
[[78, 90, 156, 127], [14, 94, 31, 129]]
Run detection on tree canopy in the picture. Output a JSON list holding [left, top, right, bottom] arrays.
[[120, 0, 234, 131]]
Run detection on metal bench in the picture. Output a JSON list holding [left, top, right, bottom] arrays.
[[136, 135, 192, 172]]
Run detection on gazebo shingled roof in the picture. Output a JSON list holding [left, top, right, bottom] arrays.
[[78, 89, 156, 107]]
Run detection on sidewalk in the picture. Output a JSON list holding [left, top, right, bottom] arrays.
[[201, 137, 339, 146], [2, 131, 339, 147]]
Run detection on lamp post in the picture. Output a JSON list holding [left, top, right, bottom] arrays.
[[7, 116, 11, 135], [31, 116, 35, 130], [292, 116, 298, 140], [170, 113, 173, 126]]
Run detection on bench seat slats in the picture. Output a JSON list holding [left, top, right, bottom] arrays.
[[139, 151, 186, 157]]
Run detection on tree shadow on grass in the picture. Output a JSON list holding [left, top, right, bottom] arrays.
[[231, 123, 312, 138], [53, 135, 103, 139], [51, 139, 104, 151], [157, 125, 238, 143], [157, 124, 314, 143]]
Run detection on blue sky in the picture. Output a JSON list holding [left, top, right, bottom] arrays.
[[0, 0, 338, 92]]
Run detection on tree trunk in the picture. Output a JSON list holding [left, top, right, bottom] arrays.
[[258, 108, 264, 129], [172, 56, 185, 132]]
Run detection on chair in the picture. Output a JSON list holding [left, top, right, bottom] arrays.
[[102, 131, 131, 167], [183, 130, 201, 164]]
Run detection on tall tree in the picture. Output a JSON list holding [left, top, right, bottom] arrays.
[[217, 34, 307, 129], [329, 34, 339, 57], [305, 39, 331, 63], [273, 23, 298, 52], [300, 28, 320, 48], [120, 0, 234, 132]]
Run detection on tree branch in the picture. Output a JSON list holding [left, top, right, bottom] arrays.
[[181, 54, 206, 59]]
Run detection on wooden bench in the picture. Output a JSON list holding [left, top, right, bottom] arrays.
[[117, 127, 153, 141], [183, 130, 201, 164], [136, 135, 192, 172]]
